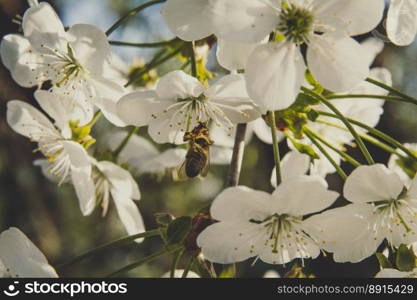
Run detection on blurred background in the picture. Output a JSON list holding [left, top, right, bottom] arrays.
[[0, 0, 416, 278]]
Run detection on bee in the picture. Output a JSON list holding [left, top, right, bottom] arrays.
[[178, 122, 214, 179]]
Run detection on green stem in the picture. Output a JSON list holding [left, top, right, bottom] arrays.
[[189, 41, 197, 78], [268, 111, 283, 186], [170, 249, 184, 278], [87, 111, 102, 127], [315, 119, 402, 158], [366, 77, 417, 106], [109, 38, 178, 48], [316, 111, 417, 162], [181, 256, 195, 278], [105, 0, 166, 36], [57, 229, 160, 270], [303, 88, 374, 165], [107, 245, 182, 277], [125, 44, 184, 87], [326, 94, 405, 103], [304, 130, 348, 181], [304, 127, 361, 167], [113, 127, 139, 159]]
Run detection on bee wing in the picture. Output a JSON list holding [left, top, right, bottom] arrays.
[[200, 147, 210, 177], [176, 158, 189, 181]]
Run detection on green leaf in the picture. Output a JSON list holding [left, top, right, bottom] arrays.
[[396, 244, 416, 272], [166, 216, 192, 245], [376, 252, 393, 269]]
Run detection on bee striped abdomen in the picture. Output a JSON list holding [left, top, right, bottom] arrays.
[[185, 150, 207, 178]]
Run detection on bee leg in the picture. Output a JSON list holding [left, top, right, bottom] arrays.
[[183, 132, 192, 142]]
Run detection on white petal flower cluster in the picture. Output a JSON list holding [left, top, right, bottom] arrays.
[[197, 178, 339, 265], [0, 1, 126, 126], [117, 71, 260, 144], [162, 0, 385, 111], [307, 164, 417, 263], [2, 0, 417, 279], [2, 2, 147, 243]]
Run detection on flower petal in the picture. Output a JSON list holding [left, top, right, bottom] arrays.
[[197, 221, 266, 264], [375, 268, 415, 278], [161, 0, 214, 41], [62, 141, 95, 216], [206, 74, 261, 123], [216, 39, 262, 71], [312, 0, 385, 36], [34, 90, 93, 134], [67, 24, 111, 74], [88, 75, 126, 126], [210, 186, 273, 222], [0, 34, 43, 87], [272, 176, 339, 216], [250, 118, 282, 144], [0, 227, 58, 277], [22, 2, 66, 52], [360, 37, 385, 67], [304, 203, 382, 263], [6, 100, 58, 141], [307, 34, 369, 92], [271, 151, 310, 187], [107, 131, 159, 170], [387, 0, 417, 46], [117, 90, 165, 127], [156, 70, 205, 100], [258, 229, 320, 265], [96, 161, 140, 200], [245, 42, 306, 112], [343, 164, 405, 203], [210, 0, 278, 43], [112, 192, 145, 243], [141, 148, 186, 174]]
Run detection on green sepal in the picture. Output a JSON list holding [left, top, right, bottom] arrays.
[[166, 216, 193, 246], [396, 244, 417, 272], [376, 252, 393, 269], [305, 69, 324, 94], [288, 135, 320, 160], [155, 213, 175, 227]]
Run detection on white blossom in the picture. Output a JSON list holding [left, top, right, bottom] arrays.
[[117, 71, 260, 144], [0, 227, 57, 278], [0, 2, 125, 125], [93, 160, 145, 242], [7, 91, 95, 215], [306, 164, 417, 263], [197, 178, 338, 265]]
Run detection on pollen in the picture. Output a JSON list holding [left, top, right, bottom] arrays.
[[276, 3, 314, 45]]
